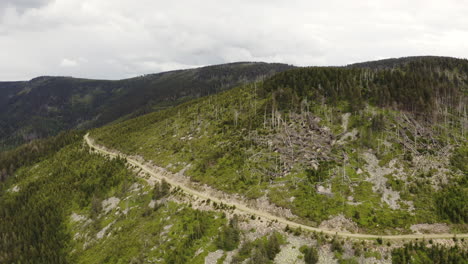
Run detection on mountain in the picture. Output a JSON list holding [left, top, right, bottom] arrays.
[[0, 62, 293, 150], [0, 57, 467, 263], [90, 56, 467, 233]]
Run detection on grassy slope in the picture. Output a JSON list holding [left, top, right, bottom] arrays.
[[91, 59, 467, 234]]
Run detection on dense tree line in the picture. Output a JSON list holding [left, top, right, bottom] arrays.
[[216, 215, 240, 251], [152, 179, 171, 200], [263, 57, 468, 116], [347, 56, 468, 71], [0, 130, 84, 183], [435, 184, 467, 223], [231, 232, 283, 263], [434, 144, 468, 224], [391, 242, 468, 264], [0, 141, 132, 263]]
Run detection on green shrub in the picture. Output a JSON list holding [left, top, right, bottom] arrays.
[[331, 237, 344, 253], [392, 242, 468, 264], [216, 216, 240, 251], [152, 179, 171, 200], [450, 146, 468, 175], [300, 246, 319, 264]]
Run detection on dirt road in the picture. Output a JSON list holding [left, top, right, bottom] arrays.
[[85, 134, 468, 241]]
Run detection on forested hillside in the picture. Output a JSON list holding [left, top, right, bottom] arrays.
[[0, 132, 234, 263], [91, 56, 467, 234], [0, 62, 292, 150], [1, 56, 467, 263]]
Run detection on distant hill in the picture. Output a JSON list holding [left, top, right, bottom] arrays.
[[0, 62, 293, 150]]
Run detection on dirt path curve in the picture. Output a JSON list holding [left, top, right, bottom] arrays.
[[84, 134, 468, 241]]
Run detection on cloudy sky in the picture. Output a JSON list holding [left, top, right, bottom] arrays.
[[0, 0, 467, 80]]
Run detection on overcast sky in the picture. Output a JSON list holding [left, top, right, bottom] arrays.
[[0, 0, 467, 81]]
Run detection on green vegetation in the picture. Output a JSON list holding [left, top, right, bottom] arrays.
[[231, 232, 284, 264], [435, 144, 468, 224], [338, 258, 360, 264], [152, 179, 171, 200], [0, 138, 133, 263], [300, 245, 319, 264], [91, 57, 468, 233], [435, 185, 467, 223], [0, 130, 84, 182], [451, 144, 468, 176], [331, 236, 344, 254], [264, 58, 467, 114], [2, 56, 467, 263], [364, 250, 382, 260], [391, 242, 468, 264], [0, 63, 292, 150], [0, 134, 230, 264], [216, 215, 241, 251], [74, 201, 225, 264]]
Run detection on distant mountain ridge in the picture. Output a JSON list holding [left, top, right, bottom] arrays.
[[0, 62, 293, 150], [1, 56, 467, 150]]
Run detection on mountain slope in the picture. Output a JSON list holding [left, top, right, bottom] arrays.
[[91, 56, 467, 234], [1, 57, 467, 263], [1, 117, 466, 264], [0, 62, 293, 150], [0, 133, 230, 263], [85, 133, 468, 239]]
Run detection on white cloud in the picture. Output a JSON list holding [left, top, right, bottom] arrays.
[[0, 0, 467, 80], [60, 58, 78, 67]]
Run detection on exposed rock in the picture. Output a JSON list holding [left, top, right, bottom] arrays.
[[102, 197, 120, 214], [341, 113, 351, 131], [319, 214, 359, 233], [205, 250, 224, 264], [363, 152, 401, 209], [8, 185, 20, 193], [316, 185, 333, 196], [337, 128, 358, 145], [129, 182, 142, 192], [97, 221, 115, 239], [410, 223, 450, 234], [274, 236, 309, 264], [70, 212, 87, 222], [318, 245, 338, 264]]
